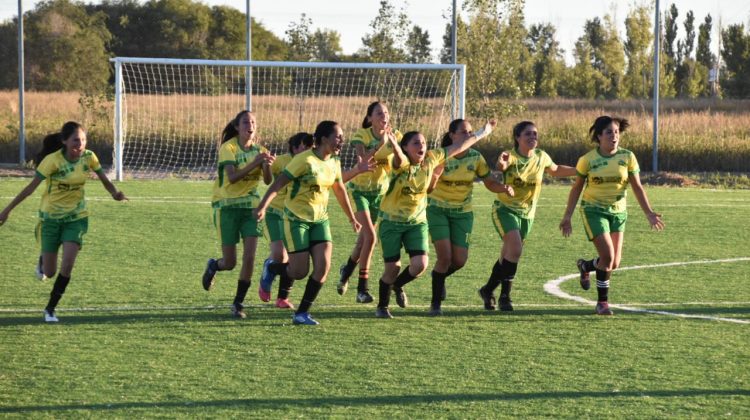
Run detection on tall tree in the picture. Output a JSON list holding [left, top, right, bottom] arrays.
[[311, 29, 343, 62], [285, 13, 315, 61], [720, 24, 750, 98], [623, 4, 653, 98], [696, 14, 715, 68], [528, 23, 565, 97], [405, 25, 432, 63], [675, 10, 699, 97], [24, 0, 112, 92], [360, 0, 408, 62], [664, 4, 678, 65]]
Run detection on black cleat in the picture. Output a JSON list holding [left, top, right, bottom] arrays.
[[231, 303, 247, 319], [375, 307, 393, 319], [356, 291, 374, 303], [202, 258, 218, 291], [577, 259, 591, 290], [478, 286, 496, 311], [394, 287, 408, 308], [499, 296, 513, 312]]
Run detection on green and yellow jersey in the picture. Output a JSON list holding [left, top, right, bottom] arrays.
[[347, 127, 402, 193], [282, 149, 342, 223], [35, 149, 102, 221], [211, 138, 269, 209], [576, 147, 639, 214], [496, 148, 553, 219], [428, 148, 490, 212], [380, 148, 447, 223], [268, 153, 293, 215]]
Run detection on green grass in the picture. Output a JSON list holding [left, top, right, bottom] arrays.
[[1, 179, 749, 417]]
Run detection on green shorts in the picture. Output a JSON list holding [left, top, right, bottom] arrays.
[[214, 207, 262, 246], [427, 205, 473, 249], [348, 189, 382, 223], [36, 217, 88, 253], [378, 219, 428, 262], [283, 218, 331, 253], [265, 210, 285, 243], [580, 206, 627, 241], [492, 205, 533, 241]]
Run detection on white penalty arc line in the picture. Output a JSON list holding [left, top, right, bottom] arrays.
[[544, 257, 750, 324]]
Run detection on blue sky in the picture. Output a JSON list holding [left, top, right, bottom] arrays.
[[3, 0, 749, 64]]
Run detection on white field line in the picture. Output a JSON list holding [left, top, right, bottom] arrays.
[[544, 257, 750, 324], [2, 301, 750, 315]]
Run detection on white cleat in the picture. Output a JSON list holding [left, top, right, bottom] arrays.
[[44, 309, 59, 323]]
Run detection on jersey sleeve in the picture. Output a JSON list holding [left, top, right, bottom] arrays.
[[334, 158, 343, 183], [628, 151, 640, 173], [282, 154, 308, 180], [218, 142, 237, 166], [35, 154, 57, 179], [575, 155, 589, 178], [270, 154, 285, 176], [426, 148, 447, 172], [87, 151, 102, 173], [476, 154, 490, 178], [350, 129, 368, 147], [541, 150, 553, 168]]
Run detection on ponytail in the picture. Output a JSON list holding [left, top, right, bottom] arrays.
[[35, 121, 84, 165], [222, 110, 252, 143]]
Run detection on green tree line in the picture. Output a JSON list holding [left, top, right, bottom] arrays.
[[0, 0, 748, 98]]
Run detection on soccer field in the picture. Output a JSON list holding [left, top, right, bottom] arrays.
[[1, 179, 748, 417]]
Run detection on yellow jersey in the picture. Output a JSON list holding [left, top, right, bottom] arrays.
[[428, 148, 490, 212], [496, 148, 553, 219], [282, 149, 342, 223], [576, 147, 640, 214], [380, 148, 447, 223], [35, 149, 102, 221], [347, 127, 402, 193], [268, 153, 293, 215], [211, 138, 269, 209]]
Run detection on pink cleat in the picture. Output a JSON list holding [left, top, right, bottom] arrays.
[[258, 285, 271, 302], [275, 298, 295, 310]]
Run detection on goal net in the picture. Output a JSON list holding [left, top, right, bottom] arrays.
[[112, 57, 465, 180]]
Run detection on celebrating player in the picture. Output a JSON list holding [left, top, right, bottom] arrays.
[[425, 119, 513, 315], [0, 121, 128, 323], [337, 101, 402, 304], [478, 121, 576, 312], [202, 110, 274, 319], [254, 121, 363, 326], [375, 120, 496, 319], [559, 116, 664, 315], [258, 132, 314, 308]]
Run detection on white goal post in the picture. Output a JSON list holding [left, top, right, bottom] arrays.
[[111, 57, 466, 180]]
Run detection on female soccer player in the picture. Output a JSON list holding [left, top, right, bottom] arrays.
[[477, 121, 576, 312], [337, 101, 402, 304], [202, 110, 274, 319], [375, 120, 496, 319], [254, 121, 363, 326], [559, 116, 664, 315], [258, 132, 314, 308], [0, 121, 127, 322], [425, 119, 513, 315]]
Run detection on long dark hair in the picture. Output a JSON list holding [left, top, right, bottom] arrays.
[[399, 131, 421, 155], [440, 119, 466, 148], [512, 121, 536, 148], [35, 121, 84, 165], [313, 121, 339, 146], [361, 101, 383, 128], [221, 110, 252, 143], [589, 116, 629, 143], [288, 132, 314, 154]]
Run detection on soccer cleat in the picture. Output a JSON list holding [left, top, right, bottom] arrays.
[[43, 309, 58, 323], [202, 258, 218, 291], [275, 298, 295, 309], [258, 258, 275, 302], [428, 306, 443, 316], [292, 312, 320, 325], [355, 291, 374, 304], [595, 301, 614, 315], [231, 303, 247, 319], [375, 307, 393, 319], [35, 255, 44, 281], [499, 296, 514, 312], [577, 259, 591, 290], [394, 287, 408, 308], [336, 264, 351, 296], [478, 286, 496, 311]]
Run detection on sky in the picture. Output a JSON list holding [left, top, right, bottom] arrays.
[[2, 0, 749, 64]]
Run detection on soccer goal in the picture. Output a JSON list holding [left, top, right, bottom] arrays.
[[111, 57, 465, 180]]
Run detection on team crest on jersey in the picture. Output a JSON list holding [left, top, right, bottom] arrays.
[[618, 160, 627, 167], [467, 164, 475, 171]]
